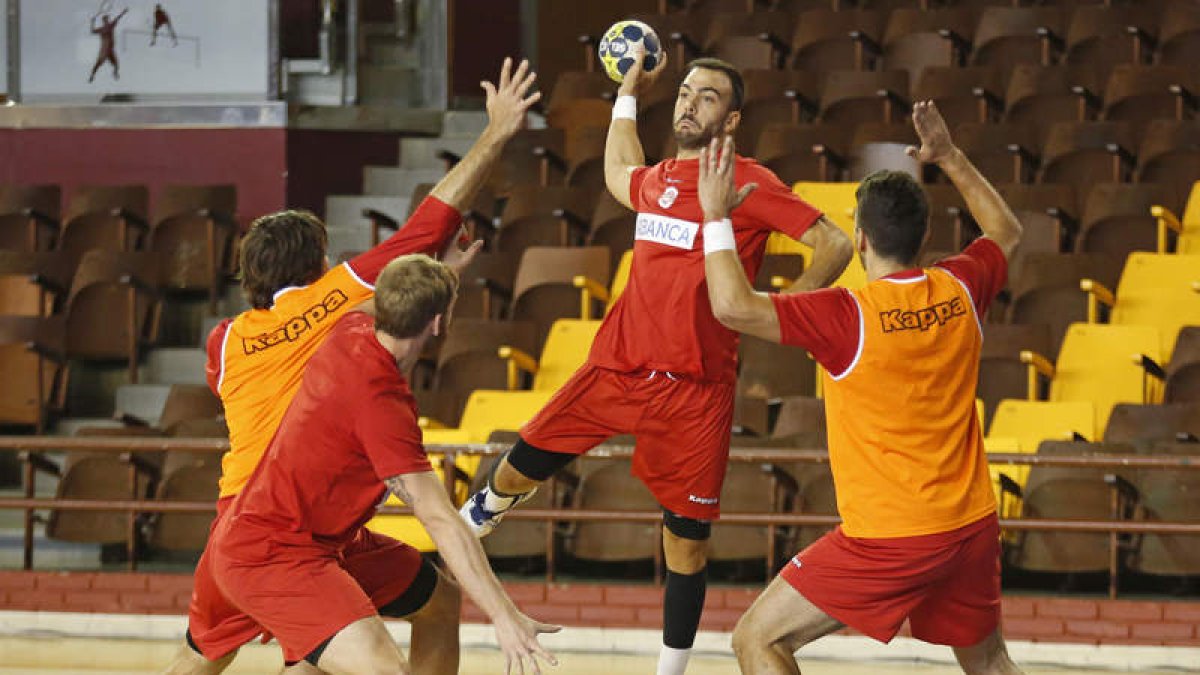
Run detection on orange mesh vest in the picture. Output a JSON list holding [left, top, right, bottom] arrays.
[[824, 267, 996, 538], [214, 265, 373, 497]]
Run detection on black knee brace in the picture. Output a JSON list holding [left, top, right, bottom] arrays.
[[506, 437, 576, 482], [378, 557, 440, 619], [662, 508, 712, 541]]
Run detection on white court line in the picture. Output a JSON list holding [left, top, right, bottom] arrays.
[[0, 611, 1196, 672]]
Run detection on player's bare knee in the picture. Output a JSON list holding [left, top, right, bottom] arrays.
[[662, 512, 711, 574]]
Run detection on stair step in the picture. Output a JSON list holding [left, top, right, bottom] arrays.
[[326, 195, 411, 231], [199, 315, 231, 348], [357, 64, 422, 107], [325, 226, 374, 263], [365, 38, 420, 67], [287, 69, 348, 106], [398, 136, 476, 170], [363, 167, 445, 197], [114, 384, 173, 426], [441, 110, 489, 138], [143, 348, 208, 386]]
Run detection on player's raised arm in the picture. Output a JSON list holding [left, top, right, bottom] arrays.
[[699, 136, 781, 342], [388, 471, 560, 674], [906, 101, 1022, 259], [604, 47, 667, 209], [431, 57, 541, 210]]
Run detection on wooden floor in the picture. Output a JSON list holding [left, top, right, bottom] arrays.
[[0, 636, 1184, 674]]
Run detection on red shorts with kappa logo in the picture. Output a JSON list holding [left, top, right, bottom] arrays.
[[521, 363, 735, 520], [189, 498, 423, 662], [781, 513, 1001, 647]]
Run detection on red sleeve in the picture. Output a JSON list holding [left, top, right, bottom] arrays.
[[770, 288, 861, 377], [347, 195, 462, 285], [740, 163, 822, 241], [355, 382, 434, 480], [205, 319, 233, 396], [628, 166, 651, 211], [933, 237, 1008, 316]]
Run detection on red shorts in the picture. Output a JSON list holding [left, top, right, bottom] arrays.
[[189, 499, 424, 662], [781, 514, 1001, 647], [521, 363, 735, 520]]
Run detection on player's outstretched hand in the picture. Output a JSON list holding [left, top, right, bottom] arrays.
[[906, 100, 957, 165], [481, 57, 542, 141], [494, 608, 560, 675], [698, 135, 757, 223], [441, 225, 484, 276], [617, 44, 668, 99]]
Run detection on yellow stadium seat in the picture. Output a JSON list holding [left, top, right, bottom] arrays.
[[983, 436, 1022, 520], [371, 390, 556, 551], [1021, 324, 1162, 438], [608, 249, 633, 312], [985, 399, 1094, 520], [767, 182, 866, 289], [1152, 180, 1200, 253], [575, 249, 633, 319], [501, 319, 599, 392], [1080, 253, 1200, 358], [368, 429, 476, 552]]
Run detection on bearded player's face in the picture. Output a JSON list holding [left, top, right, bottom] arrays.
[[673, 68, 738, 150]]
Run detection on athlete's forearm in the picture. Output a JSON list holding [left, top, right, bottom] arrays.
[[787, 218, 853, 293], [704, 247, 781, 342], [938, 148, 1022, 258], [393, 473, 518, 621], [428, 126, 506, 212], [604, 116, 645, 209]]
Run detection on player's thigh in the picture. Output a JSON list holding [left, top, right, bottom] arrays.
[[734, 575, 843, 654], [316, 616, 407, 675], [341, 529, 427, 609], [520, 365, 645, 454], [634, 382, 734, 522]]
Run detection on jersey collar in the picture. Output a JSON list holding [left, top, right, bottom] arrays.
[[880, 268, 927, 283]]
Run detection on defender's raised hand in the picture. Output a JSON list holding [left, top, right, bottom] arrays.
[[481, 57, 542, 141], [617, 44, 669, 99], [905, 100, 957, 165], [698, 135, 756, 223]]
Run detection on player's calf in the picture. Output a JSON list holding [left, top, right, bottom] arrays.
[[459, 439, 573, 537]]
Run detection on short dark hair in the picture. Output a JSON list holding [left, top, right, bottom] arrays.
[[374, 254, 459, 339], [685, 57, 744, 111], [855, 171, 929, 265], [239, 210, 327, 309]]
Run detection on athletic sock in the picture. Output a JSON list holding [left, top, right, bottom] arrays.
[[659, 567, 707, 674], [480, 475, 527, 513], [656, 645, 692, 675]]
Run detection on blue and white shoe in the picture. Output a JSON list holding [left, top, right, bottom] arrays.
[[459, 486, 537, 537]]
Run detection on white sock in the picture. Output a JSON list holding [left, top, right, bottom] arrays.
[[656, 645, 691, 675], [481, 483, 524, 512]]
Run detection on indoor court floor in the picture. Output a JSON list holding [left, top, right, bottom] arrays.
[[0, 636, 1189, 674]]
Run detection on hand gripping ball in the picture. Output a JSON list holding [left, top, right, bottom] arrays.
[[597, 20, 662, 84]]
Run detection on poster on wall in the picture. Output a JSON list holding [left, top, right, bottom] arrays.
[[18, 0, 273, 101]]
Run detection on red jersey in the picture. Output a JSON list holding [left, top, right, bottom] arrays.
[[771, 238, 1008, 537], [588, 156, 822, 383], [216, 312, 433, 556]]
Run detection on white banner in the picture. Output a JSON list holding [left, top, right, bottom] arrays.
[[18, 0, 271, 99]]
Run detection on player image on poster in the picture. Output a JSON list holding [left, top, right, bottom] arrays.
[[18, 0, 271, 100], [87, 2, 127, 82], [151, 3, 178, 46]]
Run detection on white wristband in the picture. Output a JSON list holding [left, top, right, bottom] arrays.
[[703, 219, 736, 255], [612, 95, 637, 121]]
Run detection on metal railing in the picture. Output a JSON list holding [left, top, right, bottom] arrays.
[[2, 436, 1199, 598]]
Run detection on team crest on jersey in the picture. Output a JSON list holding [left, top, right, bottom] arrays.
[[636, 212, 698, 250], [658, 185, 679, 209]]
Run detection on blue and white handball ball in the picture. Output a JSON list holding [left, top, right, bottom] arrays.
[[598, 20, 662, 84]]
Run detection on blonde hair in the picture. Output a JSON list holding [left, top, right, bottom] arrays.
[[374, 254, 458, 339]]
